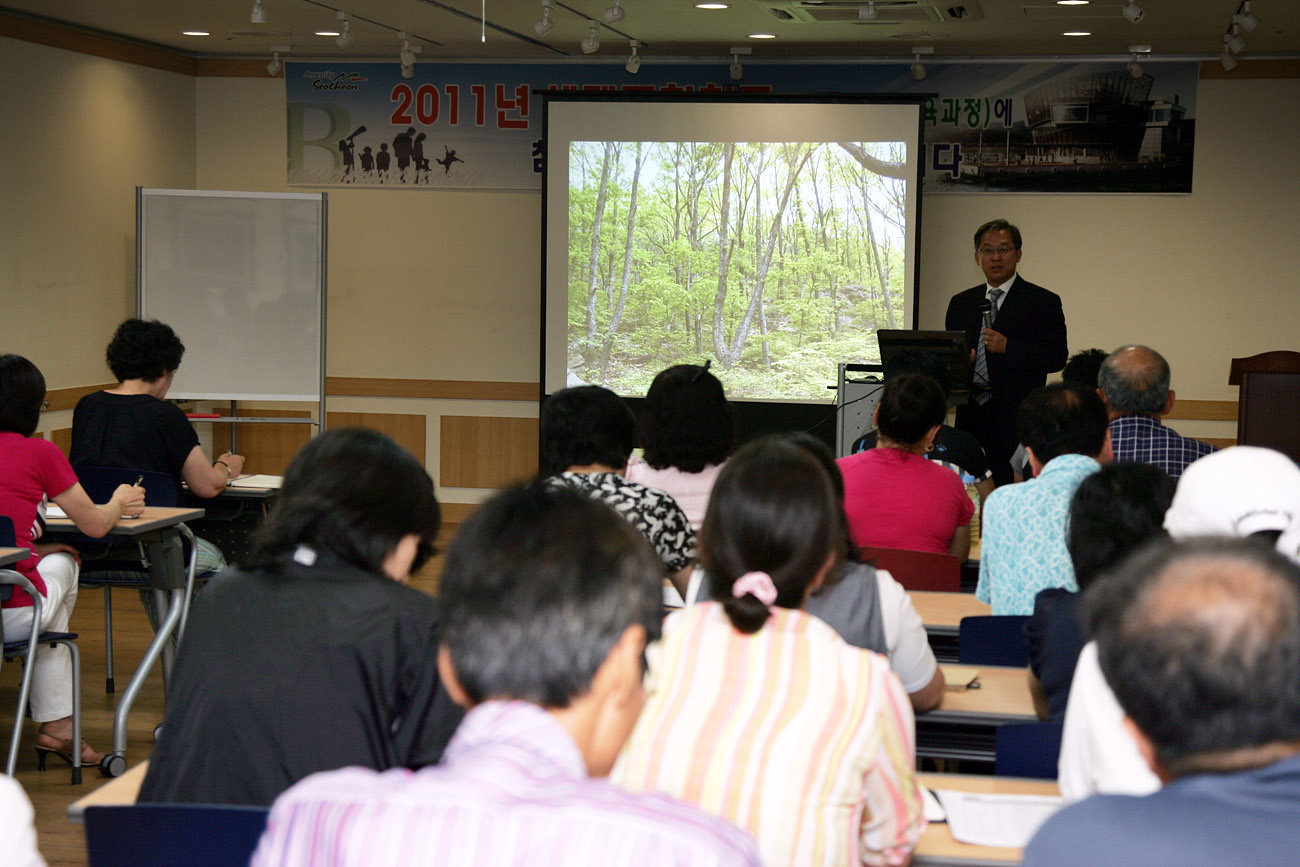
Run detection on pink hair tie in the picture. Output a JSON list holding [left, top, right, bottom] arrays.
[[732, 571, 778, 607]]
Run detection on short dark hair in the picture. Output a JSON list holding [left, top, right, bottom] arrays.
[[1087, 537, 1300, 776], [105, 319, 185, 383], [876, 374, 947, 446], [540, 386, 635, 477], [638, 363, 734, 473], [1016, 381, 1109, 463], [883, 349, 951, 396], [701, 437, 843, 634], [0, 354, 46, 437], [246, 428, 440, 575], [438, 483, 663, 708], [1099, 345, 1171, 416], [1061, 348, 1109, 388], [974, 219, 1022, 250], [1068, 462, 1174, 589]]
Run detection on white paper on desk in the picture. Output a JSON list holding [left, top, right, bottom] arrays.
[[933, 790, 1064, 848], [45, 505, 67, 519], [228, 474, 283, 489]]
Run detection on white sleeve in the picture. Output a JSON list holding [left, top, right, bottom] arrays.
[[876, 569, 939, 695], [0, 776, 46, 867], [1057, 641, 1161, 802]]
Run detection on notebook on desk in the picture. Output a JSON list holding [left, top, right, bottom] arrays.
[[228, 474, 284, 489]]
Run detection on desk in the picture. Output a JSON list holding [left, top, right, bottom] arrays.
[[46, 507, 204, 776], [911, 590, 990, 662], [67, 760, 149, 821], [918, 665, 1036, 762], [0, 547, 29, 567], [915, 772, 1060, 866]]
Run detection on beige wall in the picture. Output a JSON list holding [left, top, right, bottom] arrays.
[[0, 37, 196, 386]]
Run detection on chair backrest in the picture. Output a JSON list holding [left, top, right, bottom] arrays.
[[958, 615, 1031, 667], [858, 546, 962, 592], [995, 721, 1065, 779], [84, 804, 270, 867], [0, 517, 16, 606], [74, 466, 180, 508]]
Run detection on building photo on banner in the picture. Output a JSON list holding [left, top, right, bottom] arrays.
[[284, 60, 1199, 194]]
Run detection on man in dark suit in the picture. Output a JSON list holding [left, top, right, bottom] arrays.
[[946, 219, 1067, 485]]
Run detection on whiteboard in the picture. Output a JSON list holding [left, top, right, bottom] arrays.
[[138, 188, 326, 402]]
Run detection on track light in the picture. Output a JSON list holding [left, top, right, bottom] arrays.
[[1220, 50, 1238, 71], [1127, 54, 1143, 78], [266, 51, 281, 76], [910, 45, 932, 81], [604, 0, 625, 25], [397, 33, 418, 78], [251, 1, 267, 25], [1224, 27, 1245, 55], [581, 20, 600, 54], [1234, 1, 1259, 33], [625, 39, 641, 74], [335, 13, 353, 48], [534, 0, 554, 35], [1121, 1, 1144, 24], [910, 58, 926, 80], [729, 52, 743, 80], [858, 2, 877, 22]]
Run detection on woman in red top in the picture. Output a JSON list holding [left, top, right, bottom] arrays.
[[836, 374, 974, 559], [0, 354, 144, 769]]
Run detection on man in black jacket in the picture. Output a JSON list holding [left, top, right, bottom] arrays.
[[946, 219, 1067, 485]]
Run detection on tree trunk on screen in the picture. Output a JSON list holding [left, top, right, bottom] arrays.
[[711, 143, 735, 366], [585, 141, 615, 341], [600, 142, 645, 380]]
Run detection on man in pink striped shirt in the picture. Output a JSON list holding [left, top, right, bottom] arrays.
[[253, 484, 759, 867]]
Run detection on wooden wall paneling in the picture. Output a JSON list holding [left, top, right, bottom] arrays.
[[51, 427, 71, 455], [440, 416, 539, 489], [327, 412, 427, 468], [1164, 399, 1237, 421], [327, 376, 539, 402], [217, 408, 313, 476]]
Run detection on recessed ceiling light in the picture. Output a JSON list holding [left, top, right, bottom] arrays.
[[182, 30, 210, 36], [748, 33, 777, 39], [1056, 1, 1089, 5], [1063, 31, 1092, 37], [316, 30, 340, 37], [695, 3, 730, 8]]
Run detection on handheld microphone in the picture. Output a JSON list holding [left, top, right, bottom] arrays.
[[979, 298, 993, 331]]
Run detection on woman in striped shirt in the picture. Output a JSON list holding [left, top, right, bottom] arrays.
[[613, 437, 925, 867]]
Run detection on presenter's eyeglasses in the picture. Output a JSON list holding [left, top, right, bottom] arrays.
[[978, 245, 1017, 257]]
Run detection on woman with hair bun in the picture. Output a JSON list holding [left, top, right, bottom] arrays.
[[838, 373, 975, 559], [613, 438, 923, 867]]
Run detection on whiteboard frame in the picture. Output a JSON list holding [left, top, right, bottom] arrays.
[[136, 188, 327, 428]]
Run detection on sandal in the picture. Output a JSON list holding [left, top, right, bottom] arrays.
[[34, 731, 104, 770]]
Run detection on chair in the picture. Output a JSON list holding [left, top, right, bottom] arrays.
[[1, 517, 86, 783], [995, 721, 1064, 779], [958, 615, 1031, 667], [858, 545, 962, 592], [84, 803, 270, 867], [72, 467, 183, 693]]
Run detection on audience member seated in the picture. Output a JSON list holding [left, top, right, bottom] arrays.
[[70, 318, 243, 605], [137, 428, 463, 806], [253, 483, 760, 867], [977, 382, 1110, 614], [1026, 538, 1300, 865], [1010, 348, 1108, 482], [613, 438, 924, 867], [0, 354, 145, 770], [626, 361, 734, 532], [851, 348, 994, 507], [543, 385, 695, 593], [838, 374, 974, 559], [1058, 446, 1300, 801], [1026, 462, 1174, 721], [1099, 344, 1217, 479]]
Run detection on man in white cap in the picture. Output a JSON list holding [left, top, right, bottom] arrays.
[[1057, 446, 1300, 801]]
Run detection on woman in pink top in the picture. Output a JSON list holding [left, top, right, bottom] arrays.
[[837, 374, 974, 559], [625, 362, 733, 531], [614, 438, 924, 867]]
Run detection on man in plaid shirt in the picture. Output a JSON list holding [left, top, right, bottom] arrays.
[[1098, 345, 1217, 480]]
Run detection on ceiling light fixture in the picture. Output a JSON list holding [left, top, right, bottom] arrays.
[[858, 2, 877, 22], [581, 20, 600, 54], [398, 32, 419, 78], [910, 45, 933, 81], [1121, 1, 1144, 24], [336, 12, 354, 48], [1224, 26, 1245, 54], [625, 39, 641, 74], [1234, 1, 1259, 33], [748, 33, 776, 39], [1127, 53, 1143, 78], [729, 53, 743, 80], [695, 2, 729, 8], [251, 1, 267, 25], [1056, 1, 1089, 5], [604, 0, 625, 25], [1063, 31, 1091, 37], [266, 51, 282, 76], [182, 30, 210, 37], [1220, 50, 1238, 71], [534, 0, 554, 36]]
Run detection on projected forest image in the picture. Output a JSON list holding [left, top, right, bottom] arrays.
[[567, 140, 909, 401]]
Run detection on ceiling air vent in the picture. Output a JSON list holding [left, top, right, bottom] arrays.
[[753, 1, 982, 24]]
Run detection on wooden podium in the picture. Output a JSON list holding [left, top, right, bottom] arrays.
[[1229, 351, 1300, 462]]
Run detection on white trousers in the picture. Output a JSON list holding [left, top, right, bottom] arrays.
[[2, 553, 79, 722]]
